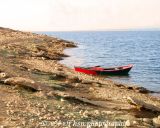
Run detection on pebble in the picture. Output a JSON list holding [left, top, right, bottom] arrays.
[[39, 117, 43, 120], [11, 118, 18, 121], [89, 87, 94, 92], [60, 110, 64, 114], [61, 107, 65, 110], [133, 120, 138, 125], [94, 110, 100, 115], [36, 103, 43, 108], [37, 112, 41, 116], [102, 111, 114, 115], [125, 120, 131, 127], [74, 83, 80, 87], [79, 110, 83, 114], [82, 110, 89, 118], [153, 117, 160, 127], [60, 98, 65, 102], [47, 91, 54, 97], [0, 72, 7, 78], [22, 121, 26, 126], [37, 91, 48, 99], [82, 80, 92, 84], [6, 110, 10, 115], [43, 104, 48, 109], [143, 118, 152, 124]]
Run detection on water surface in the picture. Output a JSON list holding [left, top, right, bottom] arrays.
[[38, 31, 160, 92]]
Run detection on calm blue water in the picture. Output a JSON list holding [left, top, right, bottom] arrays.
[[37, 31, 160, 92]]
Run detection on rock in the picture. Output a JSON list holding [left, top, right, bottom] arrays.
[[6, 110, 10, 115], [47, 91, 55, 97], [36, 91, 48, 98], [143, 118, 152, 124], [4, 77, 35, 85], [132, 121, 138, 125], [4, 77, 52, 91], [4, 77, 37, 90], [81, 80, 93, 84], [127, 86, 134, 90], [89, 87, 95, 92], [93, 83, 102, 87], [49, 72, 66, 80], [127, 96, 160, 112], [41, 57, 46, 60], [94, 110, 100, 115], [82, 110, 89, 118], [11, 118, 18, 121], [153, 117, 160, 128], [102, 111, 114, 115], [135, 86, 150, 93], [32, 51, 46, 57], [68, 76, 81, 83], [55, 91, 111, 108], [22, 121, 26, 126], [115, 83, 125, 88], [0, 72, 7, 79], [125, 120, 131, 127], [73, 83, 80, 87], [60, 98, 65, 102], [0, 126, 6, 128], [64, 42, 77, 47]]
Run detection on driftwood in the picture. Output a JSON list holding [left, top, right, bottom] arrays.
[[127, 96, 160, 112]]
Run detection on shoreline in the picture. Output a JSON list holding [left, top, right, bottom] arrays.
[[0, 27, 160, 127], [61, 43, 160, 96]]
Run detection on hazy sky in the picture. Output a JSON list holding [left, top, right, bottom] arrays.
[[0, 0, 160, 31]]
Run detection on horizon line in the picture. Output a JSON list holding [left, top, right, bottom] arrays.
[[32, 28, 160, 32]]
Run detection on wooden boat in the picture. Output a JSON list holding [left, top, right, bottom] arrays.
[[74, 64, 133, 75]]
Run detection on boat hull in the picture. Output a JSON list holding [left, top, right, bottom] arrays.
[[96, 67, 132, 75], [74, 67, 97, 75], [74, 64, 133, 75]]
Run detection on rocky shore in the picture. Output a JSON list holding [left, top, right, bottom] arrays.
[[0, 27, 160, 128]]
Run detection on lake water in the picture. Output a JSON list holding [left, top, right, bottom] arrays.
[[38, 31, 160, 92]]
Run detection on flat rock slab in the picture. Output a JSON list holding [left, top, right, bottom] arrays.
[[4, 77, 52, 91], [55, 91, 131, 109], [127, 96, 160, 112]]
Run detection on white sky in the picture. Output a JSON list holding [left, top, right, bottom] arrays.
[[0, 0, 160, 31]]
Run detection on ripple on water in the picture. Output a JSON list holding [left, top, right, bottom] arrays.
[[39, 31, 160, 92]]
